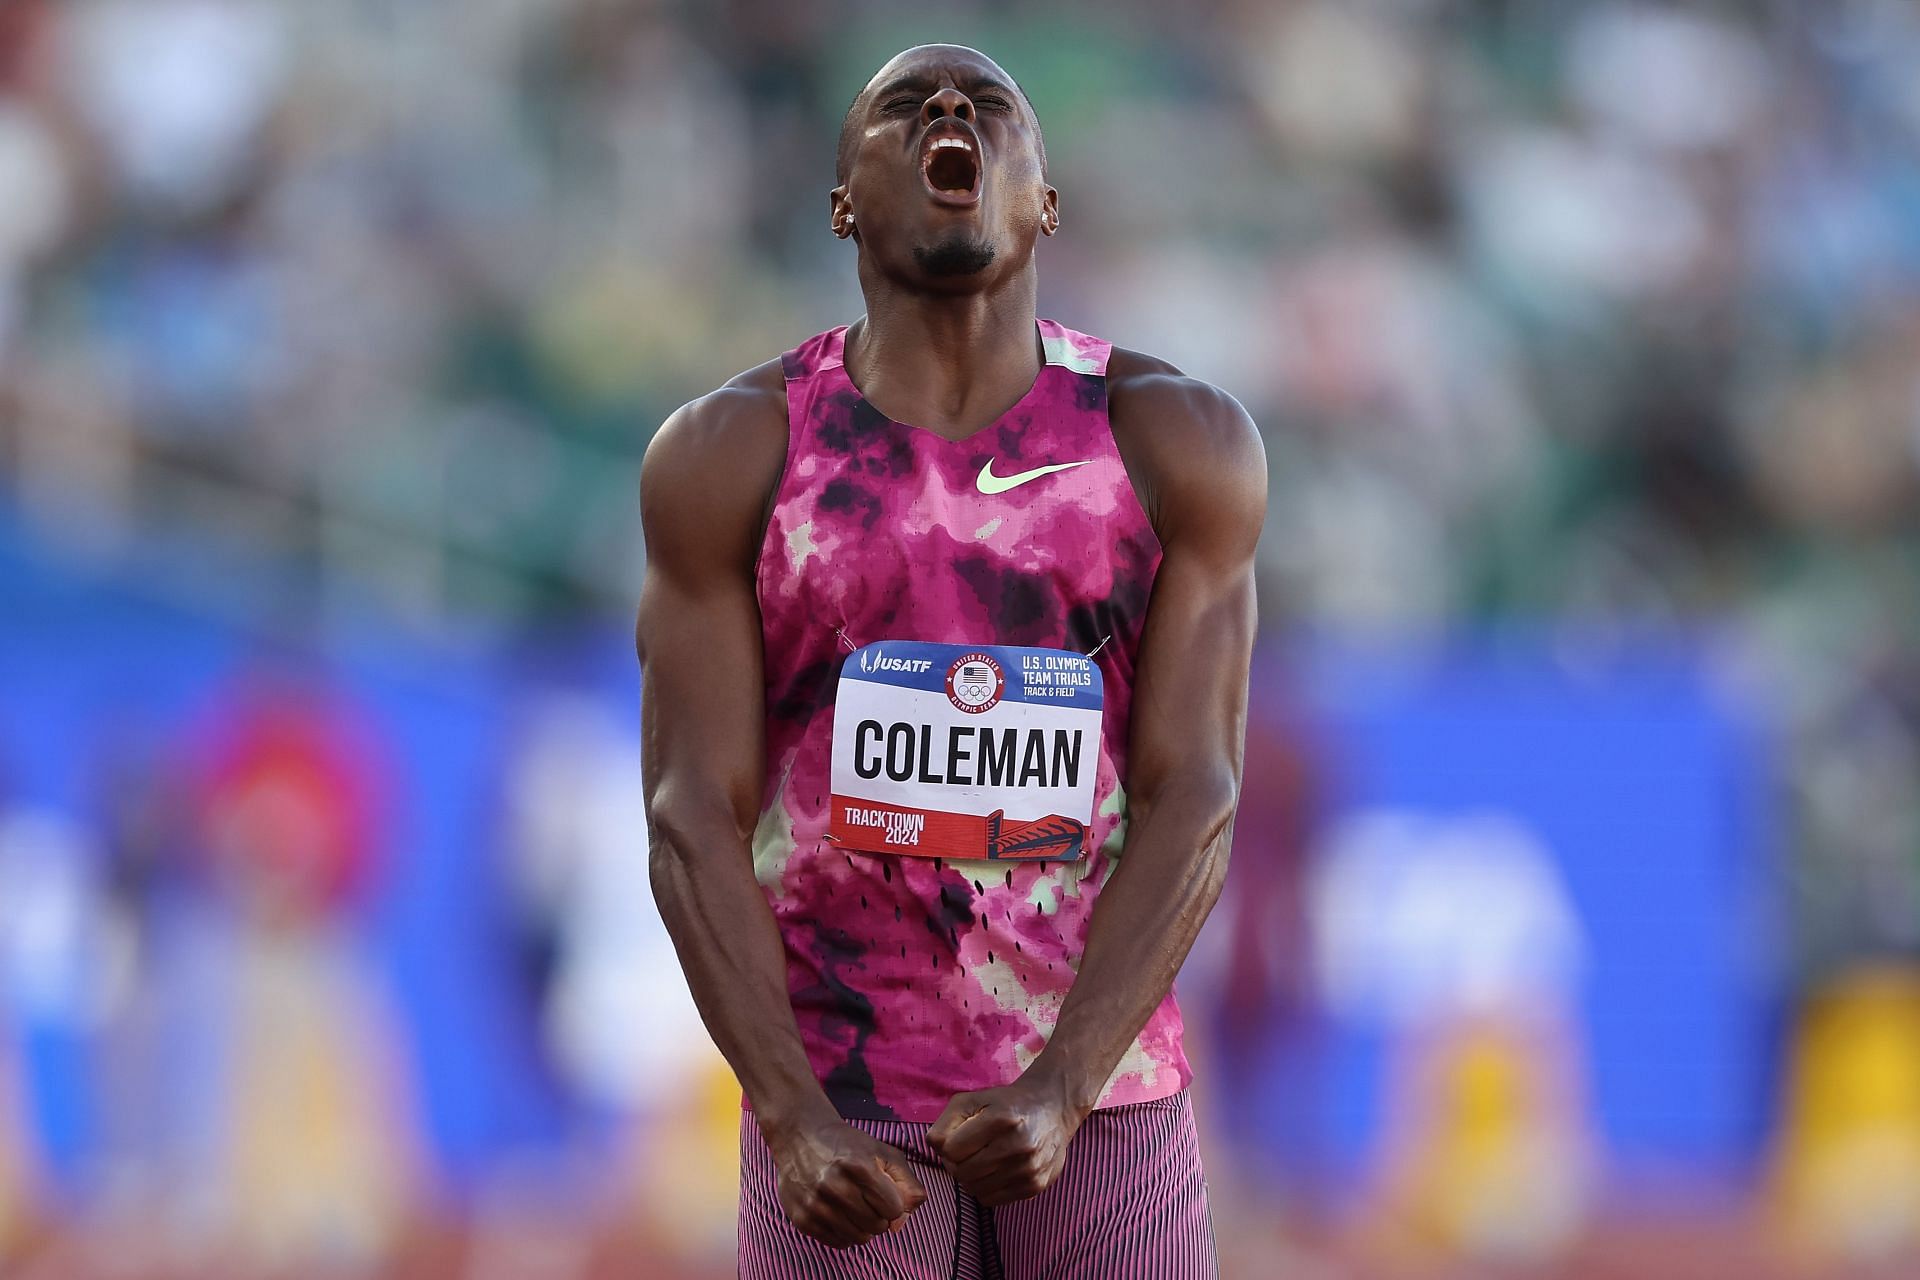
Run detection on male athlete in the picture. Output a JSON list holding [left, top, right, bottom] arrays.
[[639, 44, 1264, 1278]]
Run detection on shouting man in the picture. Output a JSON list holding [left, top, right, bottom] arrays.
[[639, 43, 1264, 1279]]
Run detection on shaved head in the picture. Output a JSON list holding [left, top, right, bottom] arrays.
[[828, 42, 1058, 295], [835, 44, 1044, 184]]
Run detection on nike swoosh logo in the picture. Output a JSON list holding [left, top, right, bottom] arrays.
[[976, 458, 1092, 495]]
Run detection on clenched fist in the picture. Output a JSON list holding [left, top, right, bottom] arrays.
[[768, 1116, 928, 1248], [928, 1077, 1088, 1206]]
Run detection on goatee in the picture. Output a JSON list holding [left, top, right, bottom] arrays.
[[913, 235, 996, 277]]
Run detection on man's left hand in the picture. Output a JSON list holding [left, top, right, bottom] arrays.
[[927, 1074, 1089, 1206]]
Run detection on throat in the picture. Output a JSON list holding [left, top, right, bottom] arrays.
[[845, 313, 1047, 440]]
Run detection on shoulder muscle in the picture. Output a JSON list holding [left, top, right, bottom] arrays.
[[640, 358, 788, 582], [1106, 347, 1266, 560]]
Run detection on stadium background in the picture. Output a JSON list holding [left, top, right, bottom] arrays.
[[3, 1, 1919, 1276]]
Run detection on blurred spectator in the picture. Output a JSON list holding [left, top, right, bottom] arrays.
[[1313, 811, 1595, 1261], [190, 662, 418, 1271], [0, 768, 115, 1270], [1186, 670, 1324, 1204], [90, 720, 231, 1248], [500, 692, 742, 1258], [1771, 968, 1920, 1266], [0, 794, 116, 1047], [64, 0, 286, 220], [504, 694, 715, 1109]]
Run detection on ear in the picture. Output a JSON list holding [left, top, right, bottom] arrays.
[[1039, 185, 1060, 237], [829, 184, 856, 240]]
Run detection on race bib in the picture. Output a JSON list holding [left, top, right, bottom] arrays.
[[829, 641, 1104, 861]]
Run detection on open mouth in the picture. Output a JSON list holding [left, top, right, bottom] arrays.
[[920, 125, 982, 205]]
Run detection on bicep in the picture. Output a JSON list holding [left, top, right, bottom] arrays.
[[638, 567, 766, 836], [1123, 386, 1267, 806], [1125, 544, 1258, 806]]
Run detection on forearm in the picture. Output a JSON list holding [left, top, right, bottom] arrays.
[[650, 816, 837, 1138], [1027, 772, 1236, 1112]]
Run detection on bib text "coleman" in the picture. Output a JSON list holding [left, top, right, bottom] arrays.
[[828, 640, 1104, 861]]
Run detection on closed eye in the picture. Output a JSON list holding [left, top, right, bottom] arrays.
[[975, 95, 1012, 111], [881, 97, 919, 114]]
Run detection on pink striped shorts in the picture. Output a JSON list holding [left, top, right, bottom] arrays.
[[737, 1091, 1217, 1279]]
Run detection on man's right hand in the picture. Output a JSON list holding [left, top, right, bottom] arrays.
[[766, 1115, 928, 1249], [643, 375, 922, 1248]]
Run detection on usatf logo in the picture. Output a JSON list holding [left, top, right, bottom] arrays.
[[945, 652, 1005, 714], [860, 648, 934, 675]]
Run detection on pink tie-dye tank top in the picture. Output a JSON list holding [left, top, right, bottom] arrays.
[[753, 319, 1191, 1122]]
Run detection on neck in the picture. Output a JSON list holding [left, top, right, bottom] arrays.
[[845, 260, 1041, 438]]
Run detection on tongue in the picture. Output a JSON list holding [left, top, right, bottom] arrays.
[[927, 148, 976, 193]]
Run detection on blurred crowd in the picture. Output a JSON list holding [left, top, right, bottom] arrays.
[[4, 0, 1920, 1275]]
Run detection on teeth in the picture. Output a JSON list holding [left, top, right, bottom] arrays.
[[931, 137, 973, 152]]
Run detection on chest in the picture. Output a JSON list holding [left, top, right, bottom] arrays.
[[765, 430, 1155, 651]]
